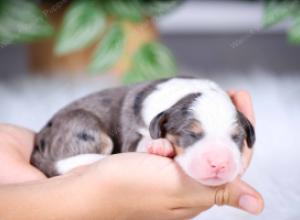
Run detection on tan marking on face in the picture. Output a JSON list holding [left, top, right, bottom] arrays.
[[188, 120, 203, 134], [166, 134, 185, 156], [99, 132, 113, 155], [230, 125, 253, 176], [166, 134, 179, 146], [231, 123, 244, 136], [174, 145, 185, 156], [240, 140, 254, 175]]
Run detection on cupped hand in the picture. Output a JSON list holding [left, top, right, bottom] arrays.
[[71, 152, 263, 220]]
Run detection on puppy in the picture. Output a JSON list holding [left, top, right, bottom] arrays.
[[31, 77, 255, 186]]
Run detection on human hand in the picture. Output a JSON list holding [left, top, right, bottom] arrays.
[[68, 152, 263, 220]]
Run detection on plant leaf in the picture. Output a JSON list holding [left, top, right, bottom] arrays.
[[0, 0, 53, 46], [263, 1, 297, 27], [0, 1, 4, 12], [123, 42, 177, 84], [103, 0, 143, 22], [288, 13, 300, 44], [142, 0, 182, 17], [55, 1, 106, 55], [89, 24, 125, 73]]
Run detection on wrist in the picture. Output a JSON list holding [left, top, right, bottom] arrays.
[[70, 165, 126, 220]]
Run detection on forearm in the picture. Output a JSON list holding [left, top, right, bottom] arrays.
[[0, 175, 101, 220]]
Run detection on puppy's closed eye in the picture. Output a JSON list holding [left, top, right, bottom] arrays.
[[176, 130, 204, 148], [231, 133, 244, 149], [186, 131, 204, 141], [185, 120, 204, 141]]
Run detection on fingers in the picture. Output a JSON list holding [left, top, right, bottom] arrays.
[[214, 178, 264, 215], [0, 124, 45, 184], [187, 177, 263, 215], [0, 163, 46, 184], [228, 90, 255, 126], [0, 124, 36, 160]]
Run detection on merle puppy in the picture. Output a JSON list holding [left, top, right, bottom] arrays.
[[31, 77, 255, 186]]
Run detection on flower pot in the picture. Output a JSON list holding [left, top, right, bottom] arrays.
[[28, 2, 158, 77]]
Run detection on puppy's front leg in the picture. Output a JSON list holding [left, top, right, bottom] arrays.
[[147, 138, 175, 157], [137, 138, 175, 158]]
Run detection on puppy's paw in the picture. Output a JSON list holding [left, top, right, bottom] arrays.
[[146, 139, 175, 158]]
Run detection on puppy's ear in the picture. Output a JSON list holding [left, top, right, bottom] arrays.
[[238, 111, 256, 148], [149, 111, 168, 139]]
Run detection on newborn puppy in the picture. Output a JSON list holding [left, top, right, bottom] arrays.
[[31, 77, 255, 186]]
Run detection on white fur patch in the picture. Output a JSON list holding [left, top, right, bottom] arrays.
[[141, 78, 222, 126], [55, 154, 106, 174], [192, 90, 236, 135]]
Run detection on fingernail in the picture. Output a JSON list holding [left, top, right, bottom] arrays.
[[239, 195, 260, 214]]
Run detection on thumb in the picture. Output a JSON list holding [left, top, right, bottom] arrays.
[[214, 178, 264, 215]]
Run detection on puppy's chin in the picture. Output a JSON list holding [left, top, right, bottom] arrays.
[[196, 177, 231, 186], [192, 173, 237, 186]]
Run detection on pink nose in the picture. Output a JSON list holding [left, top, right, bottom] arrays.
[[189, 147, 237, 181], [206, 152, 229, 173]]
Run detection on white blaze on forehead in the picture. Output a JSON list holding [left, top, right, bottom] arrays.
[[191, 90, 236, 135], [142, 78, 222, 126]]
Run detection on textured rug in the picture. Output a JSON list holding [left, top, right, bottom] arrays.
[[0, 72, 299, 220]]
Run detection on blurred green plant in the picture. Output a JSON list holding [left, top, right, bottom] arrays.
[[55, 1, 106, 55], [89, 23, 125, 73], [0, 0, 181, 84], [123, 42, 177, 84], [0, 0, 53, 45], [263, 0, 300, 43]]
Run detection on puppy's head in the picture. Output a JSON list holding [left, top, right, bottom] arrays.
[[149, 87, 255, 186]]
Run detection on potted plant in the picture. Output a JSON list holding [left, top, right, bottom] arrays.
[[0, 0, 181, 84], [263, 0, 300, 43]]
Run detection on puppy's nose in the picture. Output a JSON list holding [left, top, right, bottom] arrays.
[[202, 148, 232, 174], [207, 155, 228, 173]]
